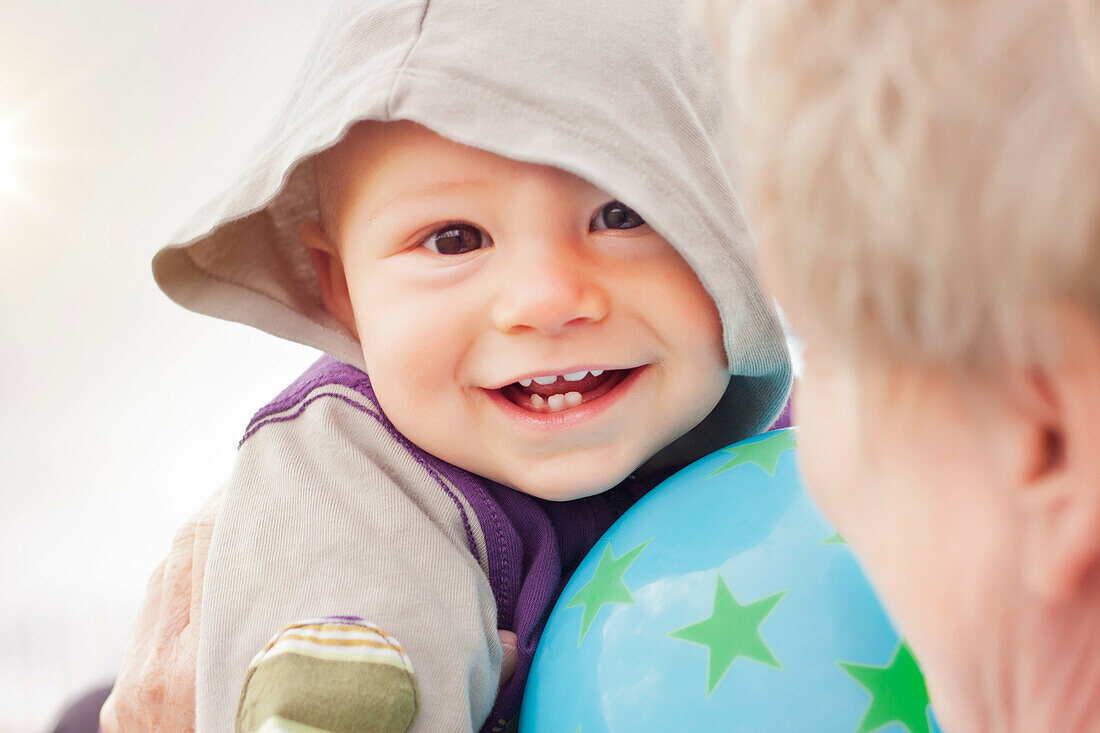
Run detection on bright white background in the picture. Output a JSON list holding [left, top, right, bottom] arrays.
[[0, 2, 335, 729]]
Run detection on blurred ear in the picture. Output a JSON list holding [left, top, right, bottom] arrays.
[[1018, 304, 1100, 603], [298, 219, 359, 340]]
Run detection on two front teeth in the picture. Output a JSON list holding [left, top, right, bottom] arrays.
[[517, 369, 604, 388], [517, 369, 607, 412], [531, 391, 582, 411]]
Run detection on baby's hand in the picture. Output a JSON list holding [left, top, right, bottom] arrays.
[[99, 487, 222, 732]]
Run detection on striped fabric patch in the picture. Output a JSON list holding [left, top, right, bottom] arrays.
[[250, 618, 415, 671], [237, 617, 420, 733]]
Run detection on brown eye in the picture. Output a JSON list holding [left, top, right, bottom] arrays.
[[591, 200, 646, 231], [422, 223, 492, 255]]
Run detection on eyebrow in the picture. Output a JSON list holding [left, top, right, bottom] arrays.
[[362, 179, 491, 223]]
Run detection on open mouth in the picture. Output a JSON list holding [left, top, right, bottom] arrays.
[[498, 368, 634, 413]]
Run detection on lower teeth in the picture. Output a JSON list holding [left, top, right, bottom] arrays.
[[532, 391, 583, 412]]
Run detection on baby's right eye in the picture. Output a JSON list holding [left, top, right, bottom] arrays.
[[420, 223, 493, 255]]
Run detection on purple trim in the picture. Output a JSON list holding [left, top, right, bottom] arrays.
[[473, 474, 657, 731], [363, 405, 482, 561], [441, 468, 518, 628], [244, 356, 373, 434], [240, 392, 382, 445], [239, 356, 480, 560]]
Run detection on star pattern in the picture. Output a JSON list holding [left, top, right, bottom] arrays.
[[839, 642, 933, 733], [543, 432, 938, 728], [669, 575, 785, 694], [565, 539, 652, 645], [708, 429, 797, 478]]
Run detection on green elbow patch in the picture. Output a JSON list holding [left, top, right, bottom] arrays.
[[235, 618, 420, 733]]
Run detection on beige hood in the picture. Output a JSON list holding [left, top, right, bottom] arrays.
[[153, 0, 791, 450]]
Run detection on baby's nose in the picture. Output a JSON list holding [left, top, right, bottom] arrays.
[[490, 253, 609, 335]]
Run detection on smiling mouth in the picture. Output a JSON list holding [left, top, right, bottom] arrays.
[[499, 369, 633, 413]]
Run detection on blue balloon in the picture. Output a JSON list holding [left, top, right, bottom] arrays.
[[521, 429, 941, 733]]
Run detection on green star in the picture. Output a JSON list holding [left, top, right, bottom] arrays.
[[839, 642, 932, 733], [564, 539, 651, 645], [708, 429, 797, 478], [668, 575, 785, 694], [821, 532, 848, 545]]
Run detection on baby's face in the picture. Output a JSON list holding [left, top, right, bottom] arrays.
[[314, 121, 729, 500]]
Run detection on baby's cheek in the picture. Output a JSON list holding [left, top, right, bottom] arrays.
[[687, 292, 727, 366]]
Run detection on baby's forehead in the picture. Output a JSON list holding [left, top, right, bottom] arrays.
[[314, 120, 606, 229], [325, 120, 595, 189]]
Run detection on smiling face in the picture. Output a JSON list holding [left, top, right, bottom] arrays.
[[302, 121, 729, 500]]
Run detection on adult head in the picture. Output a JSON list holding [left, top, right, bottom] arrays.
[[715, 0, 1100, 729]]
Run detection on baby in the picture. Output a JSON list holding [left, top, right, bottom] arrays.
[[725, 0, 1100, 730], [143, 0, 791, 731]]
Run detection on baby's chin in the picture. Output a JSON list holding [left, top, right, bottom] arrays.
[[494, 463, 638, 502]]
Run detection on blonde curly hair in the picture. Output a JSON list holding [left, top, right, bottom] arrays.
[[712, 0, 1100, 367]]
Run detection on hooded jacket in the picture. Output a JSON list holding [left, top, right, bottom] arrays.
[[150, 0, 792, 730]]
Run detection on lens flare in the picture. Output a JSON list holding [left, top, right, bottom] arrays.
[[0, 80, 90, 227]]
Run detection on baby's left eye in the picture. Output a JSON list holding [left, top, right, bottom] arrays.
[[590, 201, 647, 231]]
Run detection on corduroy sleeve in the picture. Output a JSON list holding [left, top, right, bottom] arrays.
[[196, 384, 501, 733]]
